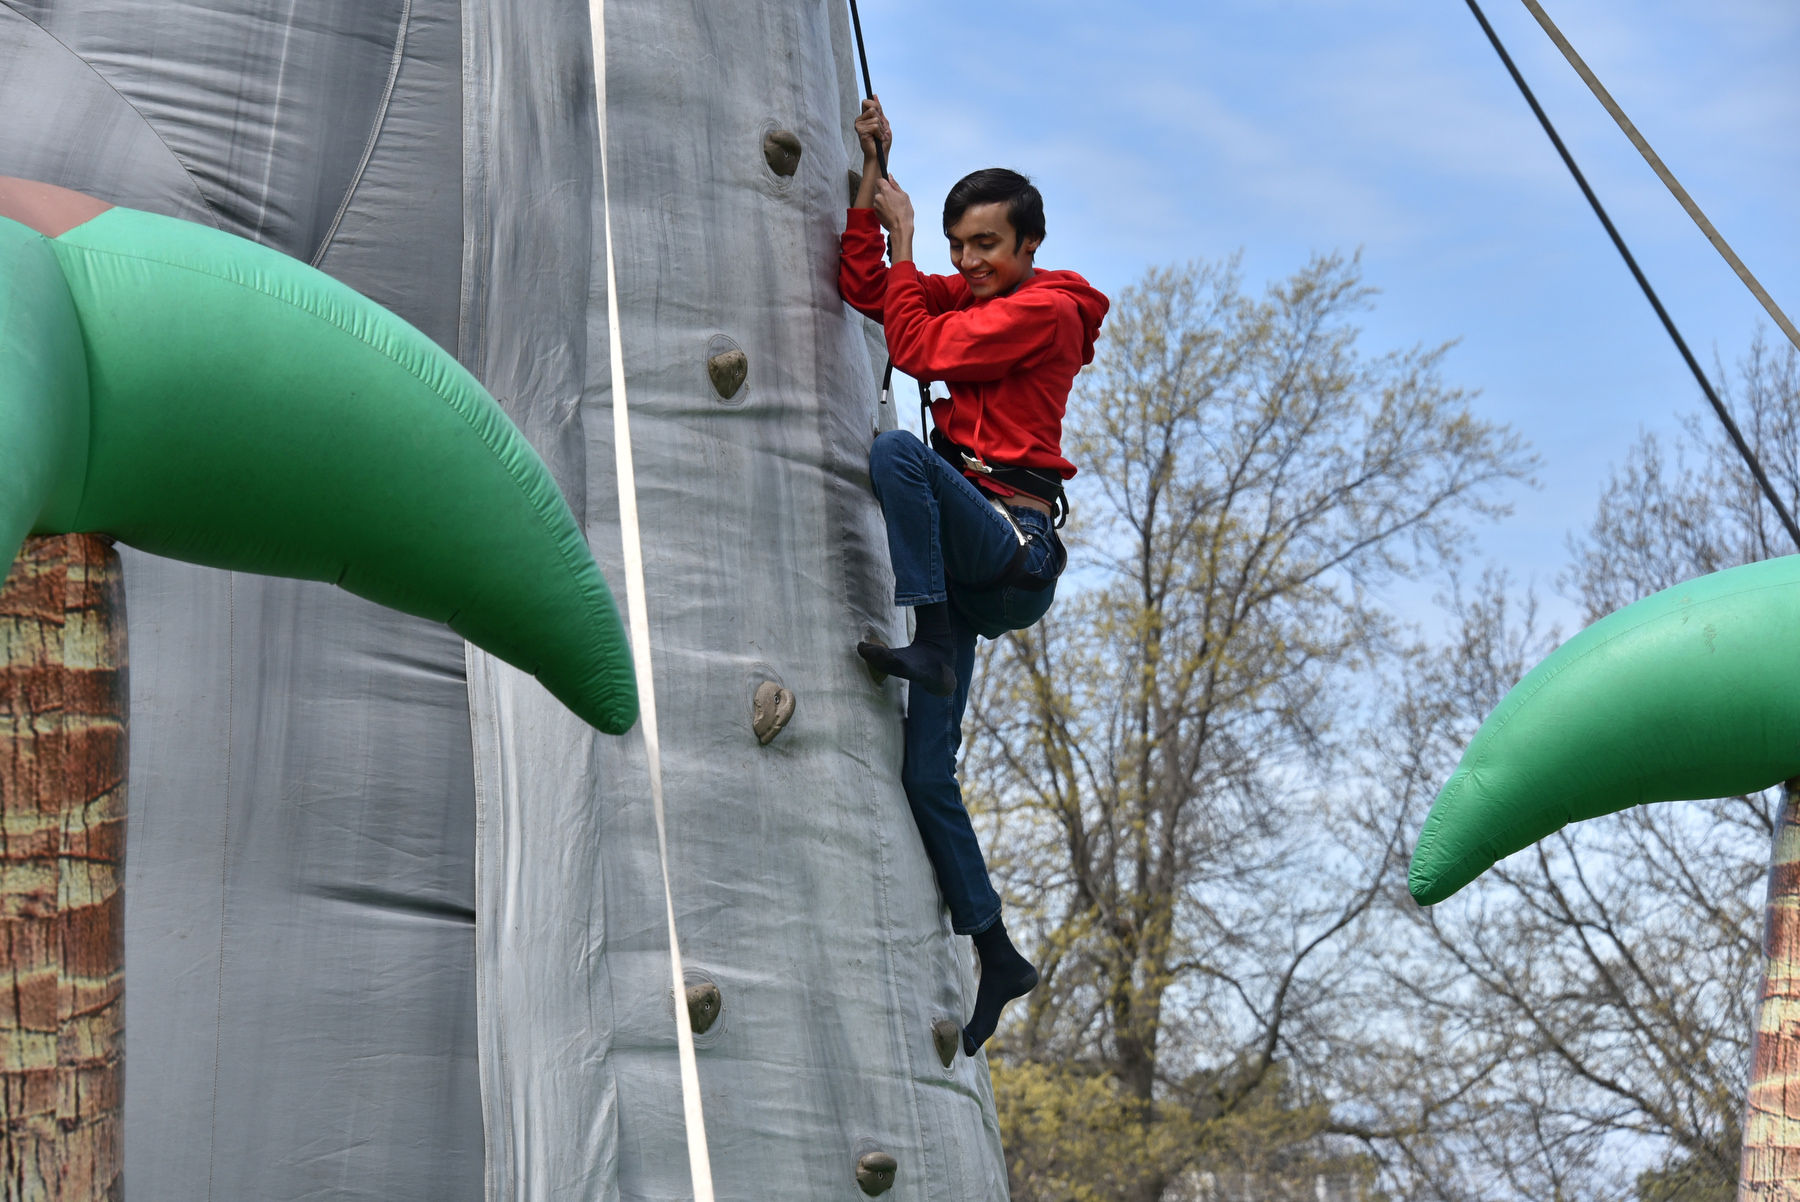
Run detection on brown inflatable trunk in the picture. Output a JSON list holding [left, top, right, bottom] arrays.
[[0, 535, 125, 1202]]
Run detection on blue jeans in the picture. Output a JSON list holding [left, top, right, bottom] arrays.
[[868, 431, 1064, 934]]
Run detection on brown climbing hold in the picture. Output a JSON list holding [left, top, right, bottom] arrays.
[[931, 1019, 961, 1068], [860, 629, 889, 686], [856, 1151, 897, 1197], [763, 129, 802, 177], [708, 349, 748, 400], [686, 981, 722, 1035], [752, 680, 795, 745]]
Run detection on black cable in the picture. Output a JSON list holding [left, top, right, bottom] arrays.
[[846, 0, 888, 181], [1461, 0, 1800, 553], [847, 0, 925, 430]]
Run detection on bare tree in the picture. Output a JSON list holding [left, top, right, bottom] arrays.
[[1342, 336, 1800, 1201], [966, 256, 1531, 1201]]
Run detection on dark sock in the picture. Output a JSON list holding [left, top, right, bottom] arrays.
[[962, 918, 1038, 1056], [857, 601, 957, 697]]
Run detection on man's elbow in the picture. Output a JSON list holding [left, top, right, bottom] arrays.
[[888, 345, 942, 379], [841, 294, 886, 324]]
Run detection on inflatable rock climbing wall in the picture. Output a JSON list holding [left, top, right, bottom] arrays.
[[0, 0, 1008, 1198]]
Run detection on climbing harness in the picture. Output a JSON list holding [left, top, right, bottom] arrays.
[[981, 499, 1066, 593], [928, 426, 1070, 528], [1515, 0, 1800, 360], [925, 406, 1069, 591], [988, 497, 1029, 548], [924, 372, 1071, 527], [1461, 0, 1800, 553], [588, 1, 717, 1198]]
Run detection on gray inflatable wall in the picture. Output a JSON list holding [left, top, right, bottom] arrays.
[[0, 0, 1008, 1198]]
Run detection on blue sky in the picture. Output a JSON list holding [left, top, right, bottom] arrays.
[[857, 0, 1800, 631]]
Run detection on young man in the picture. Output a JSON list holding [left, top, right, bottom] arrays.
[[839, 98, 1109, 1056]]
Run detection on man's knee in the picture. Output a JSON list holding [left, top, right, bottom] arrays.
[[869, 429, 926, 492]]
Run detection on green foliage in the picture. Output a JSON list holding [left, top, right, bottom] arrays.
[[993, 1056, 1375, 1202], [994, 1058, 1192, 1202], [1636, 1157, 1734, 1202]]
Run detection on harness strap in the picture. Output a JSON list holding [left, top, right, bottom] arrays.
[[928, 426, 1069, 527], [985, 540, 1057, 592], [980, 497, 1063, 593]]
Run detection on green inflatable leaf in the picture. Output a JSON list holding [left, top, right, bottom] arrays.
[[1410, 555, 1800, 905], [0, 203, 636, 734]]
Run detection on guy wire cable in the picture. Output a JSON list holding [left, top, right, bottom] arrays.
[[1515, 0, 1800, 359], [587, 0, 716, 1197], [1460, 0, 1800, 554]]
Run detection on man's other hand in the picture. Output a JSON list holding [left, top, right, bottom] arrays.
[[873, 175, 915, 263]]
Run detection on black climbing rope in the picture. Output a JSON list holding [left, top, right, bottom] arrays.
[[846, 1, 935, 433], [1461, 0, 1800, 553], [846, 0, 931, 431], [846, 0, 888, 182]]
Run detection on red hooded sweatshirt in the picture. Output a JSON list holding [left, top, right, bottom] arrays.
[[838, 207, 1110, 495]]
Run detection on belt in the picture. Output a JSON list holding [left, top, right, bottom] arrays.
[[928, 428, 1069, 528]]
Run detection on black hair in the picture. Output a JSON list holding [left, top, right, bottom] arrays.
[[942, 168, 1045, 251]]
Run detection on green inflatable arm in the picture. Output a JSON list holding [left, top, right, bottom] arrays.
[[0, 179, 636, 734], [1410, 555, 1800, 905]]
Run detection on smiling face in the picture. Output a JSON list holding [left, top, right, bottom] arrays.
[[946, 201, 1041, 299]]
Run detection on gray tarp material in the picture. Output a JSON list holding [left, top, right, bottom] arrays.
[[0, 0, 1008, 1194], [468, 0, 1009, 1194], [2, 0, 485, 1196]]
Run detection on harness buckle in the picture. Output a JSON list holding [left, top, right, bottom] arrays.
[[990, 498, 1029, 547], [960, 451, 993, 475]]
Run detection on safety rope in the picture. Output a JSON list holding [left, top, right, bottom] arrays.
[[846, 0, 886, 181], [1516, 0, 1800, 359], [1461, 0, 1800, 554], [587, 1, 716, 1197], [848, 0, 931, 434]]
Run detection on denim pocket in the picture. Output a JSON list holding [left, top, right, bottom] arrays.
[[1015, 512, 1066, 589]]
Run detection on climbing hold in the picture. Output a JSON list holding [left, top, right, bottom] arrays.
[[931, 1019, 961, 1068], [686, 981, 722, 1035], [859, 628, 889, 686], [751, 680, 795, 745], [708, 350, 748, 401], [855, 1151, 897, 1197], [763, 129, 802, 177]]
